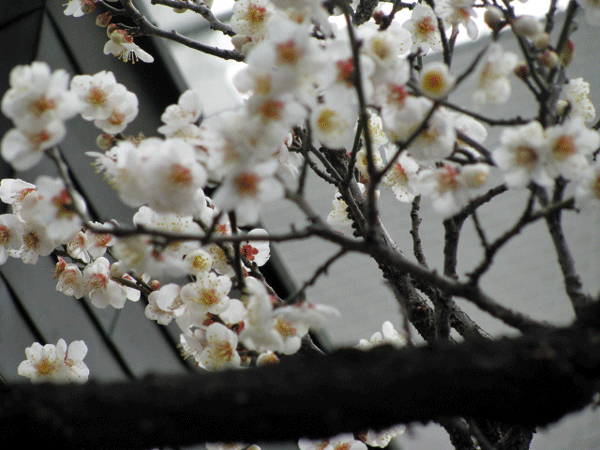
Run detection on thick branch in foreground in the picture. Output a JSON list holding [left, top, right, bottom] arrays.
[[3, 305, 600, 450]]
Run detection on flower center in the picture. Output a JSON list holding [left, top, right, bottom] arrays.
[[30, 96, 56, 117], [241, 244, 259, 261], [170, 163, 192, 185], [552, 134, 576, 161], [88, 86, 108, 106], [23, 231, 40, 250], [276, 40, 301, 65], [233, 172, 260, 196], [316, 109, 337, 134], [416, 16, 436, 37], [258, 99, 284, 121], [514, 145, 538, 169], [35, 357, 58, 376]]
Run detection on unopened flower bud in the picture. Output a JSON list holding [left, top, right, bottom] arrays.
[[555, 99, 569, 117], [462, 164, 490, 189], [513, 15, 542, 37], [231, 35, 252, 53], [540, 50, 560, 68], [560, 39, 575, 67], [514, 63, 529, 80], [533, 32, 550, 49], [96, 11, 112, 27], [106, 23, 119, 37], [149, 280, 161, 291], [96, 133, 114, 149], [109, 29, 132, 44], [81, 0, 96, 14], [484, 6, 504, 31]]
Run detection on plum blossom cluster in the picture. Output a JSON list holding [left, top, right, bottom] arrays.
[[18, 339, 89, 384], [4, 2, 600, 450]]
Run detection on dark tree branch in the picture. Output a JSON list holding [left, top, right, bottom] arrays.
[[3, 305, 600, 450]]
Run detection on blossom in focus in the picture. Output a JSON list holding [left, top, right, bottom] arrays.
[[241, 228, 270, 266], [200, 322, 241, 370], [18, 339, 89, 384], [381, 150, 420, 203], [104, 29, 154, 63], [54, 257, 88, 299], [16, 221, 56, 264], [145, 283, 184, 325], [402, 3, 443, 54]]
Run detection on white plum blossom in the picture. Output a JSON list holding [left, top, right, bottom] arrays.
[[1, 61, 81, 130], [576, 160, 600, 206], [299, 433, 367, 450], [212, 160, 284, 226], [92, 90, 139, 134], [70, 71, 130, 121], [200, 322, 241, 370], [145, 283, 184, 325], [435, 0, 478, 40], [63, 0, 91, 17], [419, 61, 456, 99], [360, 425, 407, 448], [19, 176, 85, 244], [402, 3, 443, 54], [1, 120, 67, 171], [0, 178, 36, 213], [230, 0, 274, 40], [241, 228, 270, 266], [381, 150, 420, 203], [418, 163, 489, 217], [18, 339, 89, 384], [387, 98, 456, 162], [310, 98, 357, 150], [563, 78, 596, 122], [158, 89, 203, 137], [357, 21, 412, 73], [54, 257, 88, 299], [0, 214, 23, 264], [184, 248, 214, 276], [472, 44, 518, 108], [239, 277, 283, 353], [545, 118, 599, 179], [104, 29, 154, 63], [17, 221, 56, 264], [493, 121, 553, 188], [357, 321, 407, 350], [83, 257, 135, 309], [272, 302, 340, 330], [180, 271, 232, 317]]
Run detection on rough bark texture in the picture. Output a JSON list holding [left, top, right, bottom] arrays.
[[2, 305, 600, 450]]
